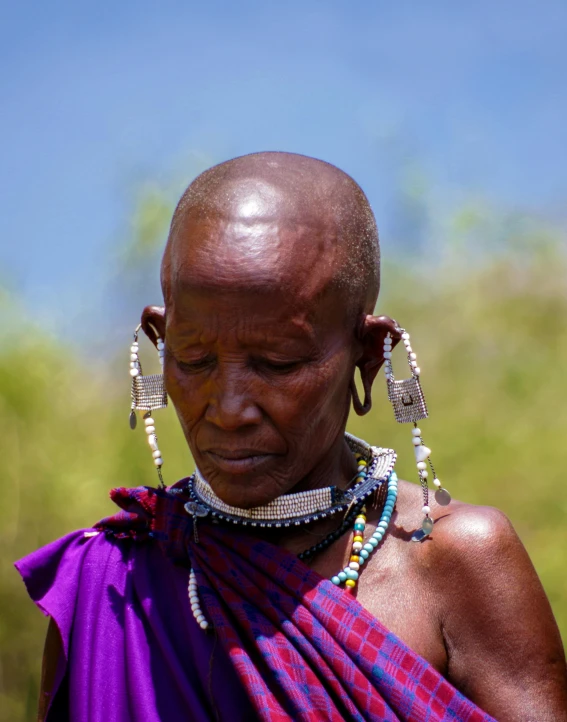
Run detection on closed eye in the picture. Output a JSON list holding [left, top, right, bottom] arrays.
[[176, 355, 216, 374], [255, 358, 304, 374]]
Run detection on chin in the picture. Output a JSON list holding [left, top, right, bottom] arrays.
[[209, 475, 283, 509], [196, 451, 289, 508]]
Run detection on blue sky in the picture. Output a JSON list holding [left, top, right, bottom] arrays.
[[1, 0, 566, 332]]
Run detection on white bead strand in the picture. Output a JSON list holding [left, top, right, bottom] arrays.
[[156, 336, 165, 367], [129, 340, 140, 378], [144, 415, 163, 467], [129, 339, 141, 429], [188, 568, 209, 630], [150, 429, 165, 484], [383, 333, 393, 381], [398, 334, 433, 536], [411, 425, 433, 537]]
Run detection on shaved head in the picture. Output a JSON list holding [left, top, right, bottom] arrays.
[[161, 151, 380, 318]]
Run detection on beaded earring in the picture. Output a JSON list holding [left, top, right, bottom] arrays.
[[129, 323, 168, 488], [383, 328, 451, 541]]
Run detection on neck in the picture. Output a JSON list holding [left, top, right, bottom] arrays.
[[188, 433, 393, 558], [248, 436, 359, 556], [288, 434, 359, 495]]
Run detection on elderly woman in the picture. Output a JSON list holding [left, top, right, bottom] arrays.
[[17, 153, 567, 721]]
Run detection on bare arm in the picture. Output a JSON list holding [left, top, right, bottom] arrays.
[[38, 618, 63, 722], [437, 506, 567, 721]]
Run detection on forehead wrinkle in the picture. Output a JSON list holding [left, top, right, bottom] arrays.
[[168, 214, 342, 307], [167, 300, 317, 349], [168, 263, 342, 331], [167, 252, 348, 345]]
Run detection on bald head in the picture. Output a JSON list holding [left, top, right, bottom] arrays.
[[162, 152, 380, 318]]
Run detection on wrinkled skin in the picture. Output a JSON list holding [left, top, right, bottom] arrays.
[[41, 153, 567, 721], [146, 229, 393, 509]]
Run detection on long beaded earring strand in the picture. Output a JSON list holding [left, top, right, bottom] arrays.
[[383, 329, 451, 541], [129, 324, 168, 487]]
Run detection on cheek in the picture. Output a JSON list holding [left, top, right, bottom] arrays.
[[268, 352, 354, 439], [163, 363, 206, 434]]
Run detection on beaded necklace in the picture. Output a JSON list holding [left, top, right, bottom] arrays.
[[330, 453, 398, 592], [185, 435, 399, 629], [185, 433, 396, 527]]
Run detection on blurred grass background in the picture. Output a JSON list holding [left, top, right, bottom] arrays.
[[0, 192, 566, 720]]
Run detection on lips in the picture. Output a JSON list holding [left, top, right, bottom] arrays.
[[204, 448, 276, 474]]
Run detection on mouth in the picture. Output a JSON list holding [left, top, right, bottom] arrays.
[[204, 449, 276, 474]]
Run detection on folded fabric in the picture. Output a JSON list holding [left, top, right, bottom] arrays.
[[15, 484, 496, 722]]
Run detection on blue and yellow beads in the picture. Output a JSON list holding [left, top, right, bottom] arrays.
[[331, 462, 398, 592]]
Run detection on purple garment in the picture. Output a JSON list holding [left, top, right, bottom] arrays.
[[16, 483, 497, 722], [15, 529, 255, 721]]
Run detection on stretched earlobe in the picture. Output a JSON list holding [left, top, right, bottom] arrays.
[[350, 375, 373, 416]]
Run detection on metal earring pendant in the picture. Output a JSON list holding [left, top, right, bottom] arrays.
[[383, 328, 451, 541], [129, 323, 168, 488]]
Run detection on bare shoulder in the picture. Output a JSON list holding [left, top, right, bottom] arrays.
[[426, 488, 521, 564], [391, 480, 534, 607], [395, 477, 510, 535], [394, 480, 567, 721], [394, 478, 539, 573]]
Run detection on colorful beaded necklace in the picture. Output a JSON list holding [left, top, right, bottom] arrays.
[[185, 435, 398, 629], [330, 454, 398, 592]]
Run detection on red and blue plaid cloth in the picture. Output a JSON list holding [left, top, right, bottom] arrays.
[[97, 484, 496, 721]]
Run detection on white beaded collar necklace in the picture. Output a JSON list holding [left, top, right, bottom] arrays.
[[184, 434, 396, 529]]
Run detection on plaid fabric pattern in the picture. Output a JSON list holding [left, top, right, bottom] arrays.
[[96, 485, 496, 722]]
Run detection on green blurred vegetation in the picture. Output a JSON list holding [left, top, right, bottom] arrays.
[[1, 197, 566, 720]]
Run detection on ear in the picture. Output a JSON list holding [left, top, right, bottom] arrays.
[[352, 315, 401, 415], [141, 305, 166, 347]]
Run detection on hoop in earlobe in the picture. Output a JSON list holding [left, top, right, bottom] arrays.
[[350, 374, 372, 415]]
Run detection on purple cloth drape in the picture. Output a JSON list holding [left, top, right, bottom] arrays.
[[16, 529, 255, 721], [15, 484, 497, 721]]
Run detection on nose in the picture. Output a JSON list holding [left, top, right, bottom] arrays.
[[204, 364, 262, 431]]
